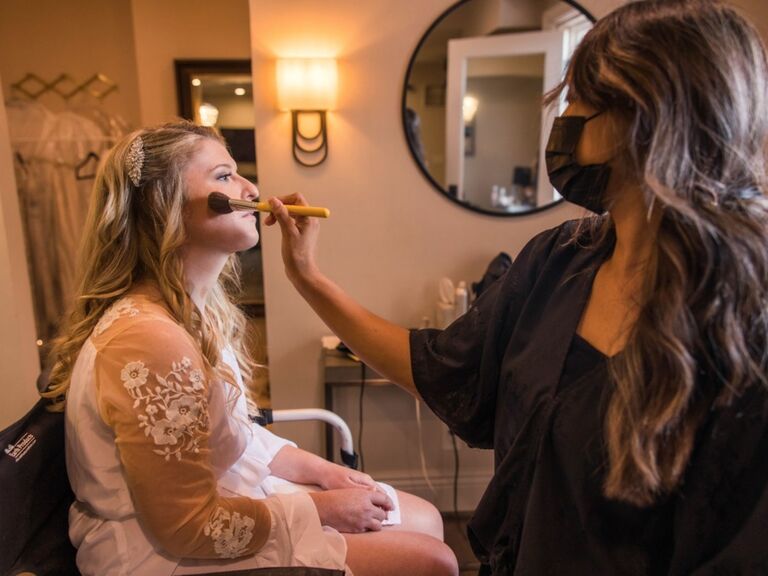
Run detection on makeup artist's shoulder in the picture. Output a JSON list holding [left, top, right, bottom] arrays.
[[510, 217, 606, 276], [523, 216, 598, 254]]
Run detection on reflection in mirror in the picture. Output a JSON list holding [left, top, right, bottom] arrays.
[[175, 60, 257, 178], [403, 0, 594, 216]]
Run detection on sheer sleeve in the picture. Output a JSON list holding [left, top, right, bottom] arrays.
[[94, 317, 272, 560], [409, 225, 565, 448]]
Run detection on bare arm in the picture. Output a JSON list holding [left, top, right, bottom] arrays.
[[268, 445, 394, 533], [268, 445, 379, 491], [265, 195, 417, 395]]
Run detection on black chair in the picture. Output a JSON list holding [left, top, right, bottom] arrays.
[[0, 398, 79, 576]]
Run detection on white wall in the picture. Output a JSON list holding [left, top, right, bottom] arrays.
[[0, 76, 41, 427]]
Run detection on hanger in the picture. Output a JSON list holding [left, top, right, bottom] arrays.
[[75, 151, 100, 180]]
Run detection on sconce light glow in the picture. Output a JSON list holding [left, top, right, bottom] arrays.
[[463, 95, 479, 123], [191, 78, 202, 87], [276, 58, 338, 167], [198, 102, 219, 127], [234, 87, 246, 96], [276, 58, 337, 111]]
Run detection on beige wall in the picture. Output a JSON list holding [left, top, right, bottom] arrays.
[[0, 77, 41, 427], [732, 0, 768, 40], [247, 0, 592, 506], [0, 0, 140, 125]]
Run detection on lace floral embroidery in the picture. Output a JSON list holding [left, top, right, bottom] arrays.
[[94, 298, 140, 336], [121, 356, 209, 461], [204, 507, 255, 558]]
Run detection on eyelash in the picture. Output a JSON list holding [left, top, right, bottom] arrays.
[[217, 173, 233, 182]]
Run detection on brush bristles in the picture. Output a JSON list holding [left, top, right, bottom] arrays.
[[207, 192, 233, 214]]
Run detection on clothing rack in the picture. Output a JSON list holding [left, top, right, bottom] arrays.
[[10, 73, 118, 101]]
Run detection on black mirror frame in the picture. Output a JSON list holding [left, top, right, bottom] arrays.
[[401, 0, 596, 217], [174, 59, 252, 121]]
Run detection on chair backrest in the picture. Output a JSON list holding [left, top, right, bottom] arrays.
[[0, 399, 79, 576]]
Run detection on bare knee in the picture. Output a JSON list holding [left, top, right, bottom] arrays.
[[425, 540, 459, 576], [344, 532, 458, 576], [394, 490, 445, 541]]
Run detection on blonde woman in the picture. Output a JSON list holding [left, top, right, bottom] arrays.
[[44, 122, 458, 576], [268, 0, 768, 574]]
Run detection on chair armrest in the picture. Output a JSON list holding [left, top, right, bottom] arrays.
[[249, 408, 358, 469]]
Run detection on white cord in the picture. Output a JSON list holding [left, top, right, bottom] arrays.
[[414, 398, 438, 497]]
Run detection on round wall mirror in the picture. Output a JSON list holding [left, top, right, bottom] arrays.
[[402, 0, 595, 216]]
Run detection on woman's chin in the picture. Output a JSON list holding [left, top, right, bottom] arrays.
[[236, 235, 260, 253]]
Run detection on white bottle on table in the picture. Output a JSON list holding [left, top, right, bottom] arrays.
[[454, 281, 468, 318]]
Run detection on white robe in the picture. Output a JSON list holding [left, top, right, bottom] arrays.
[[65, 290, 348, 575]]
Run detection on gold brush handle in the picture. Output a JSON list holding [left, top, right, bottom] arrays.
[[255, 202, 330, 219], [227, 197, 330, 218]]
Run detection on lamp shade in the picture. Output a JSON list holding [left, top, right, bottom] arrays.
[[276, 58, 337, 111]]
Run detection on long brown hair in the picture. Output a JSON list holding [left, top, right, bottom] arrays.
[[43, 122, 258, 410], [553, 0, 768, 505]]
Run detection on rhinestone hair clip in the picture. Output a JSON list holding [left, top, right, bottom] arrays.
[[126, 136, 145, 187]]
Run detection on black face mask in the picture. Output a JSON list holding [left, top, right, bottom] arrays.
[[545, 112, 611, 214]]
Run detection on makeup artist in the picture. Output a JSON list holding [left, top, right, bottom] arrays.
[[267, 0, 768, 573]]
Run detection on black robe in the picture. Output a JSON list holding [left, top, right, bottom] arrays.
[[410, 220, 768, 575]]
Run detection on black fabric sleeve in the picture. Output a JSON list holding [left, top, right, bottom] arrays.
[[409, 224, 567, 448]]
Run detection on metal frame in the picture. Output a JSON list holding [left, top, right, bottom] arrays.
[[400, 0, 596, 217]]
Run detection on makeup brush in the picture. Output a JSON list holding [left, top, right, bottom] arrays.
[[207, 191, 330, 218]]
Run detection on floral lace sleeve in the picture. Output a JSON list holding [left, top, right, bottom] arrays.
[[94, 317, 272, 559]]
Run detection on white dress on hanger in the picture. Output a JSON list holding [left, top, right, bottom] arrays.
[[8, 101, 120, 342]]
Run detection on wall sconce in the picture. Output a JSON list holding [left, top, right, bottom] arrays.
[[276, 58, 337, 167]]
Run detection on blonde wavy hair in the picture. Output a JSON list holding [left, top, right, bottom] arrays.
[[549, 0, 768, 505], [43, 121, 258, 410]]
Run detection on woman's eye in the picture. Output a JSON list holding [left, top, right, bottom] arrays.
[[216, 173, 232, 182]]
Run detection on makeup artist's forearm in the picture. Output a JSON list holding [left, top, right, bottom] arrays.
[[294, 271, 418, 396]]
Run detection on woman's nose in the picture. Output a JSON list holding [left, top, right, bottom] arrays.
[[243, 179, 259, 201]]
